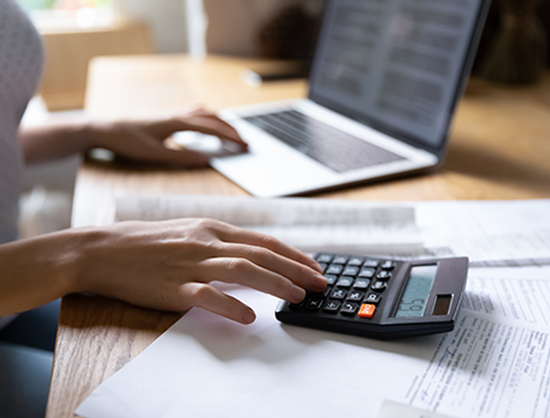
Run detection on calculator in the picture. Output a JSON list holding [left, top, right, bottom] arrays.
[[275, 253, 469, 339]]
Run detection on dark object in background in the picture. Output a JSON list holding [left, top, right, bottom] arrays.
[[257, 1, 549, 84], [256, 3, 324, 62], [483, 0, 547, 83], [473, 0, 549, 83]]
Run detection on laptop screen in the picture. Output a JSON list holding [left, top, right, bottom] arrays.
[[308, 0, 486, 153]]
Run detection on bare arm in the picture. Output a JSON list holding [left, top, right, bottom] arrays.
[[19, 107, 247, 166], [0, 219, 325, 324]]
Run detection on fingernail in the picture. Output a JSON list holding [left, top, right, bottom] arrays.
[[291, 285, 306, 302], [310, 261, 324, 274], [312, 275, 328, 289], [242, 308, 256, 324]]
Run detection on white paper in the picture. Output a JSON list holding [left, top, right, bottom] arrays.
[[377, 400, 459, 418], [76, 268, 550, 418], [76, 286, 434, 418], [403, 200, 550, 267], [115, 195, 422, 253], [464, 267, 550, 326]]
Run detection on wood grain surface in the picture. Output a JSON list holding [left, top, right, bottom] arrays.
[[46, 54, 550, 418]]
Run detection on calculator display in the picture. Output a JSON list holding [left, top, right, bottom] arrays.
[[394, 265, 438, 318]]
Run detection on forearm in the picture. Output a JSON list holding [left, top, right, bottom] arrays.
[[18, 121, 96, 165], [0, 228, 85, 315]]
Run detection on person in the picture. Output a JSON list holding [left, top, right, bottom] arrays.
[[0, 1, 326, 416]]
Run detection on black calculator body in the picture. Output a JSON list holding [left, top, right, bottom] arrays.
[[275, 253, 469, 339]]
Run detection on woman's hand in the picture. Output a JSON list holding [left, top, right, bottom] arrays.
[[89, 106, 247, 167], [74, 219, 326, 324], [23, 218, 320, 325], [19, 106, 247, 166]]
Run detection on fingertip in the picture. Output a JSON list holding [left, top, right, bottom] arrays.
[[290, 285, 306, 303], [241, 308, 256, 324]]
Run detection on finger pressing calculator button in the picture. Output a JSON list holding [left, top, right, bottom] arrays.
[[363, 258, 380, 268], [358, 304, 376, 319], [326, 264, 344, 275], [323, 300, 341, 313], [342, 266, 360, 276], [324, 274, 338, 286], [353, 278, 370, 289], [340, 302, 358, 315], [331, 289, 347, 300], [333, 255, 349, 264], [306, 298, 324, 310], [336, 276, 354, 288], [347, 291, 365, 302], [371, 281, 387, 292], [365, 293, 381, 304], [376, 270, 391, 281], [358, 267, 376, 278], [318, 263, 328, 273]]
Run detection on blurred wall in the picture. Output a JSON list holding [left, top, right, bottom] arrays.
[[117, 0, 189, 53]]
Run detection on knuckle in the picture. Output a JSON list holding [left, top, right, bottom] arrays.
[[272, 277, 291, 296], [188, 284, 213, 306], [226, 258, 253, 276]]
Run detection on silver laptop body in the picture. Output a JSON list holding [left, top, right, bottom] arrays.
[[211, 0, 491, 198]]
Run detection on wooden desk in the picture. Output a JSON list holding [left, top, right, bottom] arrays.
[[46, 54, 550, 418]]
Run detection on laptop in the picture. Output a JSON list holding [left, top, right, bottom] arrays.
[[190, 0, 490, 198]]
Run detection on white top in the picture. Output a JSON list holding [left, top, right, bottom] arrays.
[[0, 0, 43, 244], [0, 0, 44, 328]]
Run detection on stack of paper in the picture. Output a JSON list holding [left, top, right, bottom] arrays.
[[116, 195, 423, 254]]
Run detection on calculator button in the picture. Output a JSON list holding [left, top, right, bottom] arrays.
[[342, 266, 360, 276], [316, 254, 333, 263], [340, 302, 359, 315], [306, 298, 324, 310], [353, 278, 371, 289], [307, 287, 330, 298], [358, 268, 376, 278], [371, 281, 387, 292], [363, 258, 380, 268], [323, 300, 341, 313], [288, 300, 305, 309], [330, 289, 347, 300], [333, 255, 349, 264], [318, 263, 328, 273], [348, 256, 365, 266], [336, 276, 354, 288], [324, 274, 338, 286], [376, 270, 392, 281], [358, 304, 376, 318], [365, 293, 381, 304], [326, 264, 344, 275], [347, 291, 365, 302], [381, 260, 396, 270]]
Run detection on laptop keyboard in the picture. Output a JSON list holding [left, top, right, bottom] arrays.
[[244, 110, 405, 173]]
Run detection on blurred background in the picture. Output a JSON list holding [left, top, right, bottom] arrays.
[[15, 0, 550, 238]]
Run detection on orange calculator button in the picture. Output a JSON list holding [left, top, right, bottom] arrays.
[[358, 304, 376, 318]]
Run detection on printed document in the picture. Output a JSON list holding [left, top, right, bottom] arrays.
[[115, 195, 422, 253]]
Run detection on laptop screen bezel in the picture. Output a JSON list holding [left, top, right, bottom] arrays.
[[307, 0, 492, 157]]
